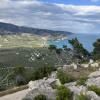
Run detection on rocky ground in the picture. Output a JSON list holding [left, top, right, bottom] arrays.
[[0, 89, 29, 100], [22, 61, 100, 100], [0, 61, 100, 100]]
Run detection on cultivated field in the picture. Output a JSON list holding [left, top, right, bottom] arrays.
[[0, 34, 48, 48]]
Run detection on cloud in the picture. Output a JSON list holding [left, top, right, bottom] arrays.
[[0, 0, 100, 34]]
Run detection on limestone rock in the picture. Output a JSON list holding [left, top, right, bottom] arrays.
[[88, 71, 100, 78], [65, 82, 87, 95], [86, 91, 100, 100], [86, 77, 100, 87]]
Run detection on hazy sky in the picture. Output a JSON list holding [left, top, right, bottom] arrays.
[[0, 0, 100, 34]]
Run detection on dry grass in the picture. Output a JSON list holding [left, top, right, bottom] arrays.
[[65, 67, 97, 79]]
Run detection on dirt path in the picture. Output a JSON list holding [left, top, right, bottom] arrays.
[[0, 89, 29, 100]]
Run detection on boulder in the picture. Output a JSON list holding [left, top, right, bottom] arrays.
[[64, 82, 77, 87], [86, 91, 100, 100], [90, 63, 99, 68], [81, 64, 89, 68], [86, 77, 100, 87], [71, 63, 78, 70], [88, 71, 100, 78], [65, 82, 87, 95], [25, 88, 56, 100]]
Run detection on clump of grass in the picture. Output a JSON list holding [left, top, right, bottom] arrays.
[[75, 93, 89, 100], [34, 94, 47, 100], [56, 85, 73, 100], [76, 77, 87, 86], [88, 85, 100, 96], [57, 69, 75, 84]]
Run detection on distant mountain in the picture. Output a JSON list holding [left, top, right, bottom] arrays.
[[0, 22, 73, 36]]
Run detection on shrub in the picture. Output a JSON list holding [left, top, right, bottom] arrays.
[[76, 93, 89, 100], [32, 66, 54, 80], [0, 85, 6, 92], [92, 38, 100, 60], [34, 94, 47, 100], [57, 69, 75, 84], [56, 85, 73, 100], [76, 77, 87, 86], [88, 85, 100, 96], [22, 98, 31, 100]]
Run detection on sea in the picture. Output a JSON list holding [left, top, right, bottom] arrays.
[[48, 34, 100, 52]]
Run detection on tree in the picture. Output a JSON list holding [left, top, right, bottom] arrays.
[[56, 48, 62, 55], [63, 45, 67, 50], [68, 38, 90, 61], [92, 39, 100, 60], [48, 45, 57, 51]]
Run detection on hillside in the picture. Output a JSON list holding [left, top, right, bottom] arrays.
[[0, 34, 48, 48], [0, 22, 73, 36]]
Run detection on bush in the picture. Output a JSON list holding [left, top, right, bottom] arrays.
[[22, 98, 31, 100], [76, 93, 89, 100], [34, 94, 47, 100], [56, 85, 73, 100], [92, 38, 100, 60], [32, 66, 54, 80], [12, 65, 54, 86], [88, 85, 100, 96], [57, 69, 75, 84], [76, 77, 87, 86]]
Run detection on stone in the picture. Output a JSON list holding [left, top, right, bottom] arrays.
[[88, 71, 100, 78], [90, 63, 99, 68], [64, 82, 77, 87], [86, 91, 100, 100], [86, 77, 100, 87], [71, 63, 78, 70], [81, 64, 89, 68], [89, 59, 94, 64], [65, 82, 87, 95]]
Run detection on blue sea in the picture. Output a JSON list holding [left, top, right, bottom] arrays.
[[48, 34, 100, 52]]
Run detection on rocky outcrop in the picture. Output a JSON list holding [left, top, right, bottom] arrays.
[[86, 70, 100, 87], [88, 70, 100, 78], [23, 67, 100, 100], [24, 72, 61, 100], [86, 91, 100, 100]]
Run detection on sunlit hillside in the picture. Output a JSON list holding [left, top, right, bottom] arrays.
[[0, 33, 48, 48]]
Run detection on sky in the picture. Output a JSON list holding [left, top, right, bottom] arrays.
[[0, 0, 100, 34]]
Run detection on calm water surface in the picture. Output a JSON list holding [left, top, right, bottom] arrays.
[[48, 34, 100, 52]]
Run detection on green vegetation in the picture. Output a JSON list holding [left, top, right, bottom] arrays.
[[0, 34, 47, 48], [48, 45, 57, 51], [34, 94, 47, 100], [63, 45, 67, 50], [68, 38, 90, 62], [93, 38, 100, 60], [31, 66, 54, 80], [76, 77, 87, 86], [13, 66, 54, 86], [56, 85, 73, 100], [76, 93, 89, 100], [88, 85, 100, 96], [57, 69, 75, 84]]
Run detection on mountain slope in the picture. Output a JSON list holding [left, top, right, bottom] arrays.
[[0, 22, 73, 36]]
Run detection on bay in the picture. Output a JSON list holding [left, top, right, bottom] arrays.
[[48, 34, 100, 52]]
